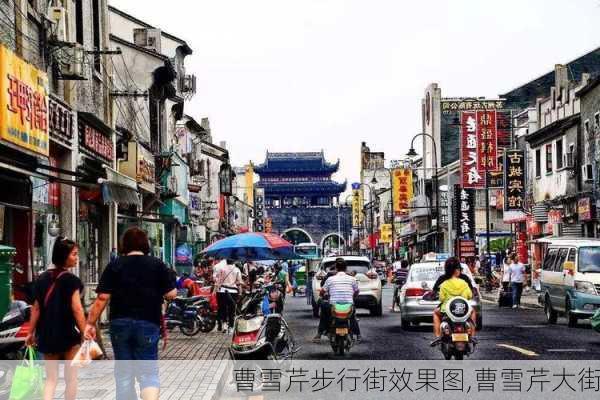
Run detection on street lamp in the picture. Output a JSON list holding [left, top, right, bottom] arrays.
[[370, 168, 396, 262], [406, 133, 440, 253]]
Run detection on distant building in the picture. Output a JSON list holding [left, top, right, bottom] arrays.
[[254, 152, 351, 252]]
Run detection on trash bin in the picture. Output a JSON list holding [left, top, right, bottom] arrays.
[[0, 246, 15, 320]]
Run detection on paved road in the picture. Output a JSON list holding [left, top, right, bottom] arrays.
[[284, 286, 600, 360]]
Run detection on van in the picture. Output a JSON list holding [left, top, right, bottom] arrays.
[[537, 238, 600, 327]]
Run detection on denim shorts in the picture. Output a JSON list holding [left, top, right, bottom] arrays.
[[110, 318, 160, 393]]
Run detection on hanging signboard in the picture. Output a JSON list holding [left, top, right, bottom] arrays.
[[460, 111, 484, 188], [578, 198, 593, 221], [477, 110, 498, 172], [351, 182, 364, 227], [392, 168, 413, 216], [454, 184, 475, 240], [380, 224, 392, 244], [0, 45, 49, 156], [504, 149, 525, 211]]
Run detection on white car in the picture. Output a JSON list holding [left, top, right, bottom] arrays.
[[311, 256, 383, 316], [398, 261, 483, 329]]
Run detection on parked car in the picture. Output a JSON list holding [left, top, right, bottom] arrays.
[[398, 261, 483, 329], [536, 238, 600, 327], [311, 256, 383, 316]]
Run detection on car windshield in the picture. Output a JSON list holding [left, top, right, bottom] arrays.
[[410, 264, 444, 282], [322, 260, 370, 275], [578, 247, 600, 273]]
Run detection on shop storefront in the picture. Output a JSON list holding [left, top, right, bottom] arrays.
[[0, 45, 50, 300], [77, 112, 138, 291], [159, 152, 190, 268]]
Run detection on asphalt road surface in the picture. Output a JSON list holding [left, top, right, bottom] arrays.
[[283, 285, 600, 360]]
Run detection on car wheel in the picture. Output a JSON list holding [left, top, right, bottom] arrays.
[[401, 316, 410, 330], [371, 301, 383, 316], [566, 299, 578, 328], [545, 295, 558, 324]]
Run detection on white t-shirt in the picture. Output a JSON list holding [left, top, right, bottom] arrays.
[[502, 261, 511, 282], [509, 262, 526, 283]]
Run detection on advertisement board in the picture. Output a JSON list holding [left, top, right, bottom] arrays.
[[0, 45, 49, 156]]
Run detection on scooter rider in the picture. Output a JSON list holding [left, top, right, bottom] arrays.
[[313, 258, 361, 343], [431, 257, 476, 346]]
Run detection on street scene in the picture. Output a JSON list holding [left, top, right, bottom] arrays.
[[3, 0, 600, 399]]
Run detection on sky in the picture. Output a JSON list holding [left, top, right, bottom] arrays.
[[111, 0, 600, 186]]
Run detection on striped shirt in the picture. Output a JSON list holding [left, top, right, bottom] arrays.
[[323, 272, 359, 304]]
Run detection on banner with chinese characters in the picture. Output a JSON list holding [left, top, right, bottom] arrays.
[[460, 111, 484, 188], [504, 149, 525, 211], [351, 183, 364, 227], [454, 184, 475, 240], [0, 45, 49, 156], [477, 110, 498, 172], [380, 224, 392, 244], [392, 168, 413, 216]]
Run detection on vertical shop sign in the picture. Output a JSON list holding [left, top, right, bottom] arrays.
[[461, 111, 484, 188], [504, 149, 525, 211], [477, 110, 498, 172], [392, 168, 413, 216], [351, 182, 364, 227], [454, 184, 475, 240]]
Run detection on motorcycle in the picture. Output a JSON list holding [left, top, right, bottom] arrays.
[[328, 303, 354, 356], [164, 296, 205, 336], [196, 283, 218, 333], [229, 284, 297, 360], [0, 301, 31, 400], [434, 295, 476, 360]]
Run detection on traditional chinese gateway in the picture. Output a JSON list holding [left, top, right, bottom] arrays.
[[254, 152, 351, 252]]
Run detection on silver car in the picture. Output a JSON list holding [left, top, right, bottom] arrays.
[[398, 262, 483, 329]]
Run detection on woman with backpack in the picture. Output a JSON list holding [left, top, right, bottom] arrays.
[[26, 237, 86, 400]]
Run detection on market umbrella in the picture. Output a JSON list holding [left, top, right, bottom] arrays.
[[201, 232, 297, 261]]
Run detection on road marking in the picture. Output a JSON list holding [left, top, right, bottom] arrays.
[[520, 325, 546, 329], [497, 344, 539, 357], [547, 349, 587, 353]]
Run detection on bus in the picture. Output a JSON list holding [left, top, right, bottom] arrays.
[[293, 242, 320, 260]]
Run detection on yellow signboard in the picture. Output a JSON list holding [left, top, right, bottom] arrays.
[[0, 45, 49, 156], [245, 164, 254, 208], [392, 168, 413, 216], [380, 224, 392, 244], [352, 188, 364, 227]]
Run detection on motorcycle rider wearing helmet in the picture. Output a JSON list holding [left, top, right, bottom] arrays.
[[431, 257, 475, 345], [313, 258, 361, 343]]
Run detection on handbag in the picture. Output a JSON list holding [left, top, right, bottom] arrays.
[[9, 346, 43, 400]]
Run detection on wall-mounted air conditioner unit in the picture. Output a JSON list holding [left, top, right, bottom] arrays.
[[48, 6, 68, 42], [133, 28, 162, 54]]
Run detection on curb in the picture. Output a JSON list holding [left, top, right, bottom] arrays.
[[480, 292, 542, 309]]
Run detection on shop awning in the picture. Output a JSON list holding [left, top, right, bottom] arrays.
[[100, 167, 140, 207], [101, 182, 140, 207]]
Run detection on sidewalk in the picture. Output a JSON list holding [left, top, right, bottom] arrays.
[[53, 329, 231, 400], [480, 287, 542, 308]]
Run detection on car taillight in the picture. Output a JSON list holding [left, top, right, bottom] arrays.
[[405, 288, 425, 297]]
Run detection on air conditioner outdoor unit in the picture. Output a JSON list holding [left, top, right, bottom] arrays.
[[59, 44, 85, 79], [48, 6, 68, 42], [582, 164, 594, 182], [133, 28, 162, 54]]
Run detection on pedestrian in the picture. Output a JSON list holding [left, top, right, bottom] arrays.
[[501, 252, 512, 291], [26, 237, 85, 400], [84, 227, 177, 400], [213, 258, 243, 333], [509, 254, 526, 308]]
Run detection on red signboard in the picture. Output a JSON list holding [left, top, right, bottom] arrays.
[[457, 239, 476, 263], [526, 215, 542, 236], [477, 110, 498, 172], [578, 198, 593, 221], [460, 111, 484, 188]]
